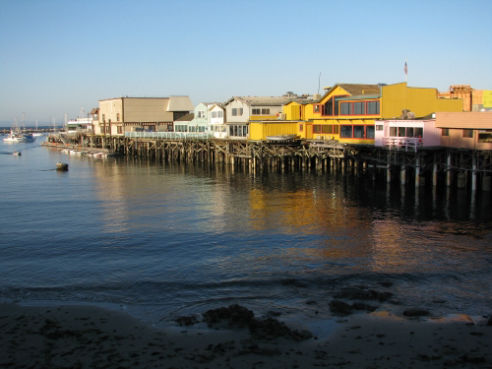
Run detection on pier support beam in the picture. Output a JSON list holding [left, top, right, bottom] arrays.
[[446, 152, 452, 187], [433, 162, 438, 187], [471, 153, 477, 192], [400, 165, 406, 185], [386, 152, 391, 183]]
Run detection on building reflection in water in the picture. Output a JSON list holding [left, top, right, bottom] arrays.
[[86, 159, 490, 274], [91, 160, 131, 235]]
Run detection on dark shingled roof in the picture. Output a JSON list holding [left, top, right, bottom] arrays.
[[175, 113, 194, 121], [337, 83, 381, 96]]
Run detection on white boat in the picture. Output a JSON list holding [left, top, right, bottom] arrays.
[[266, 134, 299, 142], [3, 130, 33, 143]]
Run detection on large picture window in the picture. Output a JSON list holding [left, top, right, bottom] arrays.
[[354, 102, 364, 115], [340, 103, 351, 115], [340, 125, 353, 138], [340, 125, 374, 139], [367, 101, 380, 114], [353, 125, 364, 138], [339, 100, 380, 116]]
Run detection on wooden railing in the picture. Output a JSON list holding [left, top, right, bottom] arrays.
[[383, 137, 423, 151]]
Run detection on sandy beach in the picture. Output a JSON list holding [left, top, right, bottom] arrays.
[[1, 303, 490, 369]]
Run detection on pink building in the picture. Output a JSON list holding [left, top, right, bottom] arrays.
[[374, 118, 441, 151]]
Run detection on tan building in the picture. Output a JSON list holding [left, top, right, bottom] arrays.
[[439, 85, 492, 112], [435, 112, 492, 150], [96, 96, 193, 136]]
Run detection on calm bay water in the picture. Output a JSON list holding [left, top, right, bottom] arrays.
[[1, 138, 491, 328]]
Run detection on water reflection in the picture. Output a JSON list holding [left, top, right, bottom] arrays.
[[86, 159, 492, 243], [92, 161, 131, 234]]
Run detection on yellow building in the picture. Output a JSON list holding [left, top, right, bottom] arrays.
[[249, 82, 463, 144], [249, 120, 313, 141]]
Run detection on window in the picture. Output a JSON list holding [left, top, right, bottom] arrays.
[[354, 102, 364, 115], [232, 108, 238, 116], [463, 129, 474, 138], [442, 128, 449, 136], [398, 127, 406, 137], [324, 98, 333, 116], [354, 125, 364, 138], [299, 124, 303, 132], [314, 104, 320, 113], [322, 125, 331, 134], [197, 111, 205, 118], [261, 108, 270, 115], [367, 101, 380, 114], [366, 126, 375, 139], [340, 125, 353, 138], [478, 131, 492, 142], [116, 113, 120, 122], [376, 124, 383, 131], [313, 125, 321, 133], [252, 108, 261, 115], [415, 127, 423, 138], [117, 126, 123, 134], [390, 127, 397, 137], [340, 102, 351, 115], [102, 114, 106, 123]]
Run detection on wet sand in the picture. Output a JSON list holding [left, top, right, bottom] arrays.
[[1, 303, 490, 369]]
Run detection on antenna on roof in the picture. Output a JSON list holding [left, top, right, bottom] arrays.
[[317, 72, 322, 95]]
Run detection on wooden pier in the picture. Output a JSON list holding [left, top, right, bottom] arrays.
[[45, 133, 492, 192]]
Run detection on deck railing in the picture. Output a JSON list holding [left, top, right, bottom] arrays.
[[383, 137, 423, 152], [125, 132, 213, 140]]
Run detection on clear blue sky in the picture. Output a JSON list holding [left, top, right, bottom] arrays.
[[1, 0, 491, 125]]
